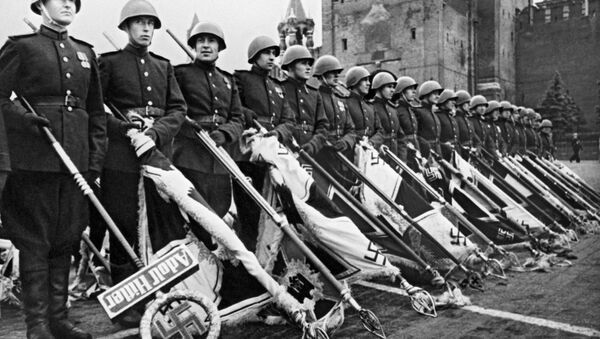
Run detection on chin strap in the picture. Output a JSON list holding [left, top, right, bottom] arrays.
[[40, 3, 68, 30]]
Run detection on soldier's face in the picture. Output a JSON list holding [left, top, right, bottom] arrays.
[[492, 110, 499, 121], [355, 78, 370, 96], [42, 0, 76, 26], [460, 102, 470, 114], [403, 87, 417, 101], [322, 71, 341, 87], [195, 35, 220, 63], [379, 84, 395, 100], [290, 60, 312, 81], [426, 91, 440, 104], [441, 99, 456, 111], [501, 110, 511, 119], [475, 105, 486, 116], [255, 48, 277, 71], [125, 17, 155, 47]]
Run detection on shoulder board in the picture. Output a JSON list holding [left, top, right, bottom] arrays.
[[174, 63, 193, 69], [234, 69, 250, 74], [99, 50, 121, 58], [268, 75, 284, 84], [149, 51, 169, 62], [333, 84, 350, 98], [306, 83, 319, 91], [8, 33, 36, 41], [70, 36, 94, 48], [216, 67, 233, 78]]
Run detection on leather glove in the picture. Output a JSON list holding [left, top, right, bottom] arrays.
[[85, 170, 101, 185], [120, 121, 141, 135], [423, 167, 442, 183], [209, 130, 227, 147], [23, 112, 50, 132], [243, 108, 258, 127], [334, 140, 348, 152], [301, 143, 315, 156]]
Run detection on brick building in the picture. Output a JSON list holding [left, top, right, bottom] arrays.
[[516, 0, 600, 132]]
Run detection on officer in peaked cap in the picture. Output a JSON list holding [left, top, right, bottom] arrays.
[[232, 35, 296, 249], [173, 22, 244, 218], [279, 45, 329, 157], [345, 66, 383, 149], [98, 0, 187, 321], [0, 0, 105, 338]]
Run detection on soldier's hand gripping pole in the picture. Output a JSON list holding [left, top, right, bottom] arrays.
[[380, 146, 509, 280], [325, 141, 483, 291], [19, 96, 144, 270], [186, 119, 383, 339]]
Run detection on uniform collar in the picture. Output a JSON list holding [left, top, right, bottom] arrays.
[[251, 65, 270, 77], [39, 24, 69, 41], [124, 44, 149, 57], [194, 58, 216, 71], [286, 76, 308, 90], [349, 91, 363, 101], [318, 84, 333, 94]]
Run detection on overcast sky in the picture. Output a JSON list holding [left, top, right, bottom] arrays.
[[0, 0, 322, 71]]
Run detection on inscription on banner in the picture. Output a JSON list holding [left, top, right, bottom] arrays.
[[98, 245, 198, 319]]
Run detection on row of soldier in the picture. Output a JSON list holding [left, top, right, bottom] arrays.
[[0, 0, 559, 338]]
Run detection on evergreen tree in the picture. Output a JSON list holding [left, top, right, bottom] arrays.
[[537, 71, 582, 137]]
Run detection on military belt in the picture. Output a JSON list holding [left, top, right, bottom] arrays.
[[191, 115, 227, 130], [256, 116, 276, 129], [124, 106, 165, 118], [299, 121, 314, 134], [29, 95, 85, 110]]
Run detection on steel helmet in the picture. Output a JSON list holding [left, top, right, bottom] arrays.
[[371, 72, 396, 90], [437, 89, 458, 105], [188, 22, 226, 51], [280, 45, 314, 70], [485, 100, 501, 115], [534, 112, 542, 121], [345, 66, 370, 88], [313, 55, 343, 76], [118, 0, 161, 30], [417, 80, 443, 99], [455, 90, 471, 106], [247, 36, 279, 63], [525, 108, 536, 119], [31, 0, 81, 14], [540, 119, 553, 128], [469, 95, 488, 110], [500, 101, 513, 111], [394, 76, 418, 96], [517, 106, 525, 113]]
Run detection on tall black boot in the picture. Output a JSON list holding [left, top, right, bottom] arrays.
[[48, 255, 91, 339], [21, 268, 54, 339]]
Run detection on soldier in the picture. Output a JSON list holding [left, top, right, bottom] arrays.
[[468, 95, 488, 154], [232, 35, 295, 248], [512, 106, 527, 154], [531, 111, 543, 156], [279, 45, 328, 157], [173, 22, 244, 218], [454, 90, 475, 159], [234, 35, 294, 143], [392, 76, 420, 153], [539, 119, 555, 159], [0, 0, 105, 338], [483, 100, 503, 156], [98, 0, 187, 307], [371, 72, 407, 161], [436, 89, 460, 161], [415, 80, 443, 158], [498, 101, 515, 155], [345, 66, 383, 149], [312, 55, 356, 185], [523, 108, 539, 155]]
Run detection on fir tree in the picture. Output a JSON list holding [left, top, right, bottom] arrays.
[[537, 71, 582, 137]]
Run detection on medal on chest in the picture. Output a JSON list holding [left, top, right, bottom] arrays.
[[77, 51, 90, 69]]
